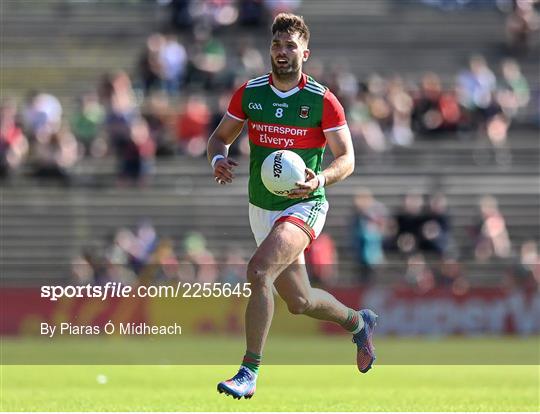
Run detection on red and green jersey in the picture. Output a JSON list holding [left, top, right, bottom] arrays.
[[227, 73, 347, 211]]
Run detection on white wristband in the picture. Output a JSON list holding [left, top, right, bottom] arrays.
[[316, 174, 326, 189], [211, 154, 225, 169]]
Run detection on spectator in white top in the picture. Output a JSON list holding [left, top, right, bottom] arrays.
[[22, 91, 63, 139], [456, 55, 497, 115], [159, 33, 188, 96]]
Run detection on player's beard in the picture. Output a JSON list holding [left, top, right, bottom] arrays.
[[271, 56, 302, 84]]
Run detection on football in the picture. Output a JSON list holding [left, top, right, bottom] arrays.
[[261, 150, 307, 196]]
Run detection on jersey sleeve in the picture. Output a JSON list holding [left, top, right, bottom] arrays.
[[226, 82, 248, 122], [321, 90, 347, 132]]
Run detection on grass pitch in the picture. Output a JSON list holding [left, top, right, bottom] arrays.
[[1, 337, 538, 411], [1, 365, 538, 411]]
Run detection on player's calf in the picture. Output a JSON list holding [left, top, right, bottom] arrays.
[[285, 295, 312, 315]]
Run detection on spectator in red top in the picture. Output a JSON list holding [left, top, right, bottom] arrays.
[[0, 99, 28, 179], [413, 72, 461, 135], [305, 232, 337, 286], [176, 94, 211, 157]]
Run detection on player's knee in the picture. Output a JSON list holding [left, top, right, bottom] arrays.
[[286, 296, 311, 315], [246, 259, 272, 289]]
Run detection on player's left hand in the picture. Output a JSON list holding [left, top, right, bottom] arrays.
[[287, 168, 319, 199]]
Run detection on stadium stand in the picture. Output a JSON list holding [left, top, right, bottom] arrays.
[[2, 0, 538, 287]]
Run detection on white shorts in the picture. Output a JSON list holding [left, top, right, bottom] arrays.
[[249, 200, 329, 247]]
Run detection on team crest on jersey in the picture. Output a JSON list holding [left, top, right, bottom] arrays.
[[298, 105, 310, 119]]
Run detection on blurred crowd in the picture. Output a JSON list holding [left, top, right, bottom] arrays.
[[71, 223, 248, 287], [1, 0, 305, 185], [0, 0, 538, 185], [161, 0, 302, 32], [2, 0, 538, 291], [421, 0, 540, 54], [70, 190, 539, 294], [1, 52, 533, 184], [348, 189, 538, 293], [338, 55, 531, 157], [504, 0, 540, 54], [1, 0, 537, 184], [2, 3, 538, 183]]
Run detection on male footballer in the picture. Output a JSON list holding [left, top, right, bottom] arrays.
[[207, 13, 377, 399]]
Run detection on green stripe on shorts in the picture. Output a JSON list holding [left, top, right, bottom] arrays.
[[307, 201, 323, 227], [305, 202, 319, 227]]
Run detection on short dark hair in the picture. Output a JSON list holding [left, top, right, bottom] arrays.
[[271, 13, 310, 45]]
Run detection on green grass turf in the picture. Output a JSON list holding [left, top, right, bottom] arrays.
[[1, 337, 539, 411], [2, 336, 538, 365], [1, 364, 538, 411]]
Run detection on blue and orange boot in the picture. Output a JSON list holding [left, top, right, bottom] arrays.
[[217, 367, 257, 399], [352, 309, 378, 373]]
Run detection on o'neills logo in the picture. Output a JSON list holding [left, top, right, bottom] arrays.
[[273, 151, 283, 177]]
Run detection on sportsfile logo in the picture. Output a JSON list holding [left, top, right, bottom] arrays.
[[40, 282, 252, 301], [248, 102, 263, 110]]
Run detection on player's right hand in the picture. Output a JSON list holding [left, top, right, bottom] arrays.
[[214, 158, 238, 185]]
